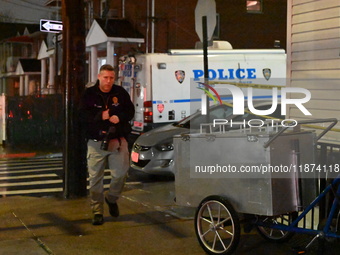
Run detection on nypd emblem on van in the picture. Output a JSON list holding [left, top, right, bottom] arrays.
[[175, 70, 185, 83], [262, 68, 271, 81]]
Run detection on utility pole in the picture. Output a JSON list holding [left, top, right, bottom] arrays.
[[61, 0, 87, 198]]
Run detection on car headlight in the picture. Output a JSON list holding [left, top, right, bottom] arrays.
[[156, 143, 174, 151]]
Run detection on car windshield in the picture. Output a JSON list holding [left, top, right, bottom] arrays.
[[174, 104, 234, 129]]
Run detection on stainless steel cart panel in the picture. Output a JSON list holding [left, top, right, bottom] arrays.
[[174, 130, 317, 216]]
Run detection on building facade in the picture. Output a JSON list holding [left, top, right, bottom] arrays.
[[90, 0, 287, 53], [85, 0, 287, 83], [0, 0, 288, 96], [287, 0, 340, 141]]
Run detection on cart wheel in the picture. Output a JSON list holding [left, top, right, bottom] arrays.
[[256, 212, 297, 243], [195, 196, 240, 255]]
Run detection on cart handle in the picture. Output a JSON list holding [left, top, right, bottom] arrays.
[[263, 118, 338, 148]]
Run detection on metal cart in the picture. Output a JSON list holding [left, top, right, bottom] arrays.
[[174, 118, 340, 255]]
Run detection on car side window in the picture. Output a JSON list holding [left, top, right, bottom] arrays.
[[189, 105, 233, 129], [211, 106, 233, 119]]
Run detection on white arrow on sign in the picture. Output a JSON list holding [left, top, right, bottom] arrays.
[[40, 19, 63, 33], [43, 21, 63, 31]]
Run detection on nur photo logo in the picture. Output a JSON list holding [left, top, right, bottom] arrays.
[[198, 82, 312, 128]]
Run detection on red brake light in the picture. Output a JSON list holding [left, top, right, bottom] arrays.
[[143, 101, 153, 123]]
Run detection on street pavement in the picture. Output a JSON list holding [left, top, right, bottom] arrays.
[[0, 148, 340, 254], [0, 188, 200, 255], [2, 180, 340, 255]]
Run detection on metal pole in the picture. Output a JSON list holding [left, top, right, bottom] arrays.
[[202, 16, 210, 128], [151, 0, 155, 53], [146, 0, 149, 53]]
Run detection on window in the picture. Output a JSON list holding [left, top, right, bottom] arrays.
[[247, 0, 262, 13], [101, 0, 107, 17]]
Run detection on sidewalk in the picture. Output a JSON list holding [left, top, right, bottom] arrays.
[[0, 145, 202, 255], [0, 147, 340, 254], [0, 193, 205, 255], [2, 191, 340, 255]]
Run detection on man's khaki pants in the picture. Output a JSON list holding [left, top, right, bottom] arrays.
[[87, 138, 129, 215]]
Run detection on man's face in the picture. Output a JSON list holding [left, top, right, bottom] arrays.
[[98, 70, 115, 93]]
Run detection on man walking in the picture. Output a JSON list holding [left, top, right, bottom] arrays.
[[79, 64, 135, 225]]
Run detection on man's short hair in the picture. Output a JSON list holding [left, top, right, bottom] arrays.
[[99, 64, 114, 72]]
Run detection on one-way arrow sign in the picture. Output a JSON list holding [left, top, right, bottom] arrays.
[[40, 19, 63, 33]]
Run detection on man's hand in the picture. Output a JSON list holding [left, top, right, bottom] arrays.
[[109, 115, 120, 124], [102, 109, 110, 120]]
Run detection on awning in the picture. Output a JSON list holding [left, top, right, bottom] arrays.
[[86, 19, 144, 49]]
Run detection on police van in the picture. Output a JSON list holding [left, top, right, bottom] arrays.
[[118, 42, 286, 135]]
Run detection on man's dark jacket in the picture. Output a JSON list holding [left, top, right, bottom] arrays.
[[79, 81, 135, 141]]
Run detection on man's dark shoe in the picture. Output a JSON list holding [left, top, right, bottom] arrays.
[[105, 197, 119, 217], [92, 214, 104, 225]]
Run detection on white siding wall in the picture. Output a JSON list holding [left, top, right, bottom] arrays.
[[287, 0, 340, 141]]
